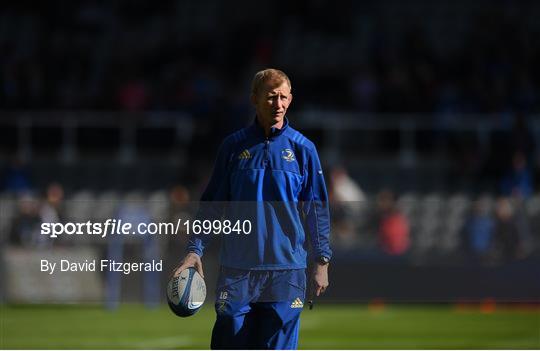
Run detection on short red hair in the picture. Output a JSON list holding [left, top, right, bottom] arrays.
[[251, 68, 291, 95]]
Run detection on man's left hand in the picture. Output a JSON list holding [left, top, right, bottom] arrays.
[[311, 262, 329, 296]]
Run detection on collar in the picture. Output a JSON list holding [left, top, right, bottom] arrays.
[[250, 116, 289, 139]]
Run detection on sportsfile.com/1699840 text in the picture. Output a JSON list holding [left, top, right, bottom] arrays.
[[40, 218, 252, 239]]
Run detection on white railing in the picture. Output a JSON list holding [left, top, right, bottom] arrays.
[[1, 111, 539, 167]]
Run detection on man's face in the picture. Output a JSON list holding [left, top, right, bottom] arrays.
[[251, 80, 293, 127]]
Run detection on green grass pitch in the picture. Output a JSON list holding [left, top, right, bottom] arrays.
[[1, 304, 538, 349]]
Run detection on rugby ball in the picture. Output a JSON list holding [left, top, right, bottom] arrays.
[[167, 267, 206, 317]]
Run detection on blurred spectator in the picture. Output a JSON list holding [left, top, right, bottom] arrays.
[[39, 183, 65, 239], [526, 191, 540, 239], [500, 151, 533, 199], [9, 193, 41, 247], [9, 184, 65, 248], [38, 183, 65, 246], [329, 166, 367, 212], [376, 190, 410, 256], [106, 194, 159, 309], [510, 195, 533, 258], [493, 197, 524, 261], [168, 185, 192, 248], [329, 166, 366, 250], [462, 197, 495, 260]]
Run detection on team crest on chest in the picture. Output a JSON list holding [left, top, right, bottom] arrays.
[[281, 149, 295, 162]]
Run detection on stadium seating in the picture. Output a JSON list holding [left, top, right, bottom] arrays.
[[3, 190, 538, 260]]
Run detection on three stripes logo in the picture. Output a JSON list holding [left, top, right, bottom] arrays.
[[238, 149, 251, 159], [290, 297, 304, 308]]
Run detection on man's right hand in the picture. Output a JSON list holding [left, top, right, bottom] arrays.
[[172, 252, 204, 278]]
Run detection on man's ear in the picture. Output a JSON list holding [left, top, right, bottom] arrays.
[[289, 93, 293, 105], [250, 93, 257, 107]]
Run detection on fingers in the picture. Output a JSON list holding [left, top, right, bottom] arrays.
[[314, 282, 328, 297], [171, 254, 204, 279], [190, 254, 204, 278], [195, 261, 205, 278], [172, 263, 187, 277]]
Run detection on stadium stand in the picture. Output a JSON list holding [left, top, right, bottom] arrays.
[[1, 0, 539, 304]]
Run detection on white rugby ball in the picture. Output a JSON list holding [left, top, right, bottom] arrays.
[[167, 267, 206, 317]]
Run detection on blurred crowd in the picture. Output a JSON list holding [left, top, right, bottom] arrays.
[[327, 165, 539, 264], [1, 179, 197, 308], [3, 161, 539, 266], [2, 0, 539, 117], [2, 0, 540, 267]]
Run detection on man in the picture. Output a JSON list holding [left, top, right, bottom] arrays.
[[174, 68, 332, 349]]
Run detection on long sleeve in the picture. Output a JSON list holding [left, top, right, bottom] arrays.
[[299, 146, 332, 260], [187, 140, 232, 256]]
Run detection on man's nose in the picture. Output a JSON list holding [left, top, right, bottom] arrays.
[[274, 97, 283, 109]]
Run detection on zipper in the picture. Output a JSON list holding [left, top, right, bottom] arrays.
[[264, 138, 270, 168]]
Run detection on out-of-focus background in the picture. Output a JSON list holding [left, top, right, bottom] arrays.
[[1, 0, 539, 349]]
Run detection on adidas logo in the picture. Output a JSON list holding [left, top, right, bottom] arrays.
[[238, 149, 251, 159], [290, 297, 304, 308]]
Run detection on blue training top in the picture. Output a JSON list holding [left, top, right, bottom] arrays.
[[187, 117, 332, 270]]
